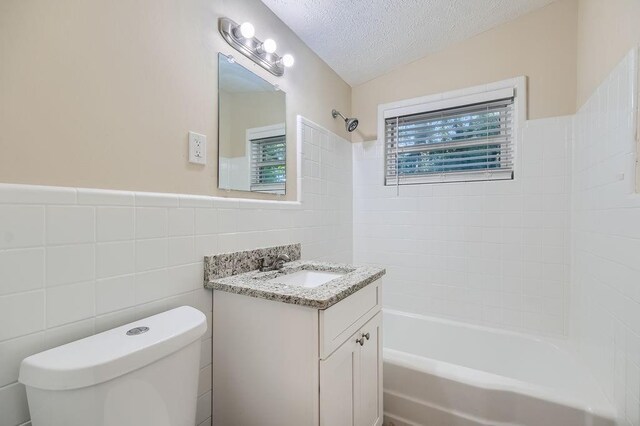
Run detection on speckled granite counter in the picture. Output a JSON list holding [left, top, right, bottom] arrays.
[[205, 260, 385, 309]]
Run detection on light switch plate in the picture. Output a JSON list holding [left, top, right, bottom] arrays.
[[188, 131, 207, 165]]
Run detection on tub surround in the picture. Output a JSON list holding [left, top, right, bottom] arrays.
[[206, 259, 385, 309], [203, 243, 302, 281]]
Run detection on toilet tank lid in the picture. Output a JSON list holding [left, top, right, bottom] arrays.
[[18, 306, 207, 391]]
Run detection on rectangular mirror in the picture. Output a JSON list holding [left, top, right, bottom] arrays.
[[218, 53, 287, 195]]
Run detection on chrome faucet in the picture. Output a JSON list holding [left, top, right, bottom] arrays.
[[260, 253, 290, 272]]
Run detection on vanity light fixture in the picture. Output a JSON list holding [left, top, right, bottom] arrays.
[[261, 39, 277, 54], [218, 17, 294, 77]]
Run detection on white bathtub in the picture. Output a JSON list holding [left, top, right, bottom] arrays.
[[383, 310, 616, 426]]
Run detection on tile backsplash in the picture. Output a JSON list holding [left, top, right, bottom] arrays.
[[0, 117, 353, 426]]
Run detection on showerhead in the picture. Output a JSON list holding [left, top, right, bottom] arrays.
[[332, 109, 359, 132]]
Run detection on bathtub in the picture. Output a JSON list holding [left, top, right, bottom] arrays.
[[383, 310, 616, 426]]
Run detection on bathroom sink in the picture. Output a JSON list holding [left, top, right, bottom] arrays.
[[268, 270, 344, 288]]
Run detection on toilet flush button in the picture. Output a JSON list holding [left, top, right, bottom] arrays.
[[126, 326, 149, 336]]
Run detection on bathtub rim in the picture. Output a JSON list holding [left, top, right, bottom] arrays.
[[383, 309, 616, 422]]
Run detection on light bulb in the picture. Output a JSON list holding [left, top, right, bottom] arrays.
[[281, 54, 295, 68], [262, 38, 277, 53], [239, 22, 255, 38]]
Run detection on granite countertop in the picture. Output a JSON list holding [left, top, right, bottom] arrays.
[[205, 260, 385, 309]]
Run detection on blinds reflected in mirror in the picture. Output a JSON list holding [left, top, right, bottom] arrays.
[[385, 97, 515, 185], [250, 135, 286, 193]]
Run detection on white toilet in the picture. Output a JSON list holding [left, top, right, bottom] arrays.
[[19, 306, 207, 426]]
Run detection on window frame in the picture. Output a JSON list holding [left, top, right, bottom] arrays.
[[378, 77, 526, 185]]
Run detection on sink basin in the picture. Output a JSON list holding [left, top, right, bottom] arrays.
[[268, 270, 344, 288]]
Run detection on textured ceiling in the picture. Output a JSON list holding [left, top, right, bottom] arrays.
[[260, 0, 556, 86]]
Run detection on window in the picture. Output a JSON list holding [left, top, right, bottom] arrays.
[[382, 82, 523, 185], [250, 134, 286, 193]]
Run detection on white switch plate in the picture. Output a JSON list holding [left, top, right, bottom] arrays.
[[188, 131, 207, 165]]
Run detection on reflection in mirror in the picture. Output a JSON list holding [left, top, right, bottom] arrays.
[[218, 54, 286, 195]]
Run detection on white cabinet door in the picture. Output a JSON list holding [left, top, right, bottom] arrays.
[[320, 335, 358, 426], [321, 312, 383, 426], [356, 312, 383, 426]]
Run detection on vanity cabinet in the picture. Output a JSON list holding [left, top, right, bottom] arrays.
[[320, 312, 382, 426], [212, 279, 383, 426]]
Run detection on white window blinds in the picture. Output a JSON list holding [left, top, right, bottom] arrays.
[[385, 95, 515, 185], [250, 134, 286, 192]]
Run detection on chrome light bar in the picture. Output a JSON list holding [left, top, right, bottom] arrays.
[[218, 17, 294, 77]]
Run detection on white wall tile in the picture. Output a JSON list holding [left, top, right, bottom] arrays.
[[45, 206, 95, 245], [46, 244, 94, 287], [96, 241, 135, 279], [0, 383, 30, 426], [0, 291, 44, 341], [0, 248, 44, 296], [77, 188, 134, 206], [134, 268, 171, 305], [0, 333, 45, 387], [0, 206, 44, 250], [135, 239, 168, 272], [0, 184, 76, 205], [43, 318, 95, 349], [195, 209, 218, 235], [571, 48, 640, 421], [46, 281, 95, 328], [353, 116, 572, 337], [168, 237, 195, 267], [95, 275, 136, 315], [169, 208, 195, 237], [135, 208, 168, 239], [96, 207, 134, 242]]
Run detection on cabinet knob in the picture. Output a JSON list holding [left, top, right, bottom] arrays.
[[363, 332, 370, 341], [356, 337, 365, 346]]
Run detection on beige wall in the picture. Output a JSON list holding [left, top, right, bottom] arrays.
[[0, 0, 351, 199], [576, 0, 640, 107], [350, 0, 578, 142]]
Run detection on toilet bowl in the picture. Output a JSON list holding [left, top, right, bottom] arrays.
[[19, 306, 207, 426]]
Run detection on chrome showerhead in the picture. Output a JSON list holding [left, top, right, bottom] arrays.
[[332, 109, 359, 132]]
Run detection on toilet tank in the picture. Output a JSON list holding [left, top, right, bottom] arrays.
[[19, 306, 207, 426]]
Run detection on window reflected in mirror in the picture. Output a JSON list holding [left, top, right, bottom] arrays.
[[218, 54, 286, 195]]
